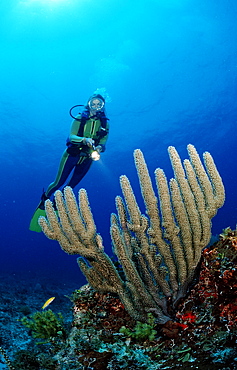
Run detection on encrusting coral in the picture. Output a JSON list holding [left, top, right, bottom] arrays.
[[39, 144, 225, 324]]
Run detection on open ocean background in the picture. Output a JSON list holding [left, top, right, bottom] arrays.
[[0, 0, 237, 291]]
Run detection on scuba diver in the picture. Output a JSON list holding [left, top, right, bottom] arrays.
[[29, 93, 109, 232]]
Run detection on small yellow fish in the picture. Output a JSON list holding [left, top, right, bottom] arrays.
[[42, 297, 55, 310]]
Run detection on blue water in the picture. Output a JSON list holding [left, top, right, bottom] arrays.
[[1, 0, 237, 287]]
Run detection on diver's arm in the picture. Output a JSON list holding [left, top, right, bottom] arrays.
[[68, 119, 84, 144]]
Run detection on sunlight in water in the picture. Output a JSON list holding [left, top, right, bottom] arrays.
[[19, 0, 72, 8], [23, 0, 67, 3]]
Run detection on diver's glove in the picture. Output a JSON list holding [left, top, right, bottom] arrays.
[[83, 137, 95, 147]]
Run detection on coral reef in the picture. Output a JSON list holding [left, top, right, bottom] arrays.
[[39, 145, 225, 324], [0, 229, 236, 369], [184, 227, 237, 331], [42, 230, 237, 368]]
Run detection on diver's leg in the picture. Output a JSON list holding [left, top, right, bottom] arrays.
[[66, 157, 93, 188], [30, 151, 80, 230], [45, 150, 79, 198]]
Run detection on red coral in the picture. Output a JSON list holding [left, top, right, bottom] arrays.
[[219, 300, 237, 328], [176, 312, 197, 324], [185, 231, 237, 330]]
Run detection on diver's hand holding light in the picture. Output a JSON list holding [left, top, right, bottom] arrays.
[[91, 145, 102, 161], [83, 138, 101, 161]]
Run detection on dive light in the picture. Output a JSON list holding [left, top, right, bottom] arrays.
[[91, 150, 100, 161]]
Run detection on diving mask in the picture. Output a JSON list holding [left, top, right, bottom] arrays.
[[88, 98, 104, 112]]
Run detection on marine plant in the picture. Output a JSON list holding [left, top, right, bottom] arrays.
[[119, 313, 157, 342], [21, 309, 66, 345]]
